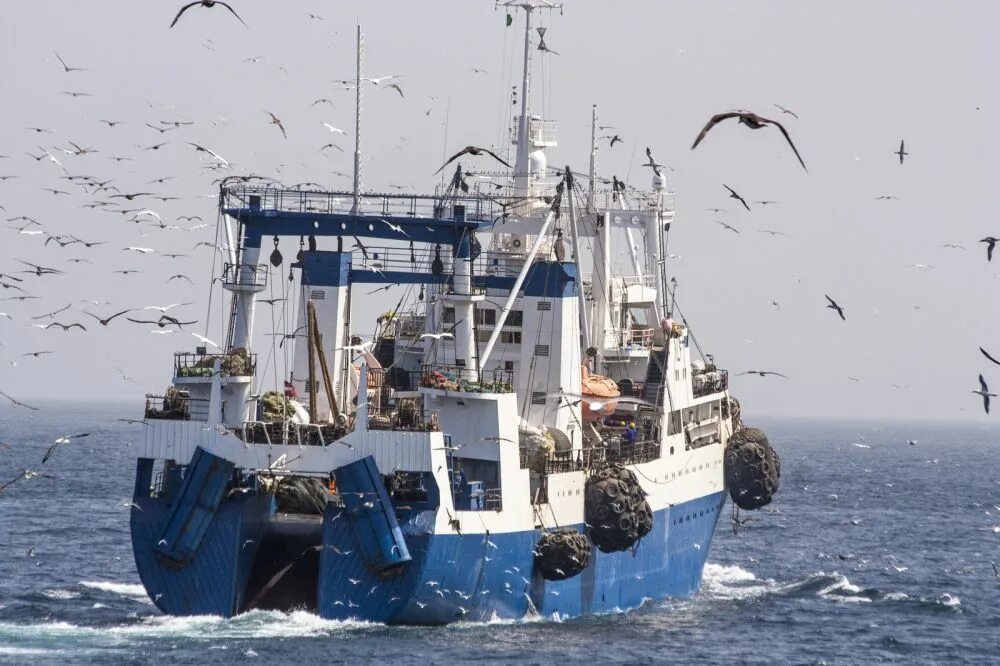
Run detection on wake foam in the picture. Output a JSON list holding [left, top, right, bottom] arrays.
[[80, 581, 148, 598]]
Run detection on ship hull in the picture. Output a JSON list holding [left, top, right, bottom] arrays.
[[131, 484, 727, 624]]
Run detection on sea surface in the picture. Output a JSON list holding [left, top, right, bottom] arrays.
[[0, 402, 997, 665]]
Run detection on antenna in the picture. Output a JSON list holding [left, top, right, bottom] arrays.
[[499, 0, 563, 199], [351, 25, 363, 215]]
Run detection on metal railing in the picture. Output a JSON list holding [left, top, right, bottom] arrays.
[[220, 184, 506, 225], [222, 262, 267, 289], [144, 393, 207, 421], [174, 351, 256, 378], [238, 421, 347, 446], [419, 364, 514, 393], [692, 368, 728, 398], [366, 406, 440, 432], [618, 328, 655, 349]]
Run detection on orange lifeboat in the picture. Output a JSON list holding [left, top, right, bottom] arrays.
[[580, 366, 620, 422]]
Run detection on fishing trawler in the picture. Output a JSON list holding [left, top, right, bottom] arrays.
[[129, 2, 780, 623]]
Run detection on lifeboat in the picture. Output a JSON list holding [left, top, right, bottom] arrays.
[[580, 366, 620, 422]]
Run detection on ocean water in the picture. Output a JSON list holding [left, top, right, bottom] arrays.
[[0, 402, 997, 665]]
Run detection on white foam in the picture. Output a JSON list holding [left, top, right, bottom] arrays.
[[43, 588, 81, 600], [700, 563, 773, 600], [938, 593, 961, 607], [80, 581, 148, 598], [0, 647, 64, 656]]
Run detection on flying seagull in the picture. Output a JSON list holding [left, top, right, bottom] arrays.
[[980, 237, 997, 262], [0, 390, 38, 411], [434, 146, 512, 175], [43, 433, 90, 464], [972, 374, 995, 414], [170, 1, 247, 28], [83, 309, 132, 326], [825, 295, 846, 321], [723, 184, 750, 212], [267, 112, 286, 139], [692, 110, 807, 172], [895, 139, 908, 165], [642, 147, 667, 177], [187, 142, 229, 166], [737, 370, 790, 379], [53, 51, 86, 73], [773, 103, 798, 118], [715, 221, 740, 234], [981, 347, 1000, 367]]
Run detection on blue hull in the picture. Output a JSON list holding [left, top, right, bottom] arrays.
[[132, 471, 726, 623], [318, 490, 727, 624]]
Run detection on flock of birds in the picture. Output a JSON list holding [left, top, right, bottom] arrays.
[[0, 3, 996, 507]]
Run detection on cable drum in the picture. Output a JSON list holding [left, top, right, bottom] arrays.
[[584, 463, 653, 553], [534, 528, 592, 581], [724, 426, 781, 510]]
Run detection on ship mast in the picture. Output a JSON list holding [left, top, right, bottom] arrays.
[[502, 0, 562, 199], [351, 25, 363, 214]]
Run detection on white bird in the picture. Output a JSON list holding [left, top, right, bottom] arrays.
[[151, 330, 174, 335], [39, 147, 63, 168], [144, 303, 189, 313], [379, 218, 408, 236], [191, 332, 222, 350], [323, 123, 346, 134], [420, 332, 454, 341], [125, 247, 155, 254], [337, 340, 375, 352], [851, 442, 871, 449], [364, 75, 399, 85], [347, 578, 361, 585]]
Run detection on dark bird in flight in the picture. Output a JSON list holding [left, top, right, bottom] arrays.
[[981, 347, 1000, 367], [723, 184, 750, 212], [875, 195, 899, 201], [21, 351, 54, 358], [170, 1, 247, 28], [773, 104, 798, 119], [54, 51, 86, 73], [0, 390, 39, 411], [692, 110, 807, 172], [167, 274, 193, 284], [642, 147, 668, 177], [110, 192, 154, 201], [895, 139, 908, 165], [434, 146, 512, 175], [980, 236, 997, 262], [825, 295, 846, 321], [83, 309, 132, 326], [267, 112, 286, 139], [387, 83, 404, 98], [40, 322, 86, 332], [17, 260, 63, 276], [737, 370, 790, 379], [43, 433, 90, 464], [715, 221, 740, 234], [972, 374, 995, 415], [604, 134, 622, 148]]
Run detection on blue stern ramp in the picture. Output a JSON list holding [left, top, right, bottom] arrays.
[[155, 447, 235, 568], [335, 456, 412, 574]]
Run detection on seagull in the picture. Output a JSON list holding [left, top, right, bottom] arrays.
[[83, 309, 132, 326], [773, 103, 798, 118], [759, 229, 790, 237], [716, 221, 739, 234], [723, 184, 751, 212], [605, 134, 623, 147], [192, 332, 222, 350], [737, 370, 790, 379], [186, 142, 229, 166], [43, 433, 90, 463], [125, 247, 156, 254], [170, 1, 247, 28], [337, 340, 375, 352], [323, 123, 346, 135], [980, 237, 998, 262], [53, 51, 86, 73], [386, 83, 404, 98], [144, 303, 191, 313], [980, 347, 1000, 367], [940, 242, 966, 250], [972, 374, 995, 414], [825, 295, 846, 321], [311, 98, 335, 108], [435, 146, 512, 175], [895, 139, 908, 165], [379, 219, 408, 236], [266, 112, 287, 139], [642, 147, 667, 177], [692, 110, 807, 171], [0, 390, 39, 411], [39, 322, 87, 332], [420, 332, 454, 341]]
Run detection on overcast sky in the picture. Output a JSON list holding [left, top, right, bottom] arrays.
[[0, 1, 997, 421]]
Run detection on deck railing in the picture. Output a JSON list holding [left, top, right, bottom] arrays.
[[419, 364, 514, 393], [692, 368, 728, 398], [174, 351, 256, 378]]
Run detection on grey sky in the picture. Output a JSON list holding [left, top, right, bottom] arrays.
[[0, 1, 997, 421]]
